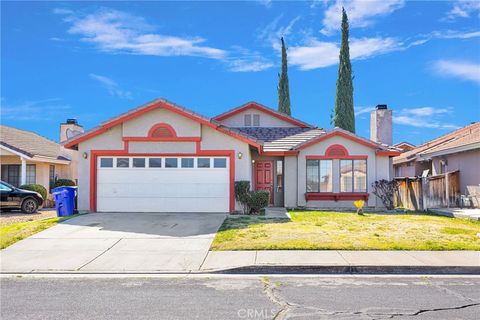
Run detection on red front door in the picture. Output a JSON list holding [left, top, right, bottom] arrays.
[[254, 160, 274, 204]]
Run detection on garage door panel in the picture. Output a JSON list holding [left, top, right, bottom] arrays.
[[96, 156, 230, 212]]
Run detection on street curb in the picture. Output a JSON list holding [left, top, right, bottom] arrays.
[[210, 265, 480, 275]]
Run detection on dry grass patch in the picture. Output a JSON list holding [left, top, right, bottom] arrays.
[[211, 211, 480, 251]]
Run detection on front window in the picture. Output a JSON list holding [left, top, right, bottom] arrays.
[[340, 159, 367, 192], [26, 164, 36, 184], [306, 160, 332, 192], [1, 165, 20, 187], [49, 165, 55, 189]]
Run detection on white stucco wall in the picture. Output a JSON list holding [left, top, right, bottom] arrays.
[[431, 149, 480, 194], [218, 108, 298, 128], [123, 108, 201, 137], [284, 156, 298, 208]]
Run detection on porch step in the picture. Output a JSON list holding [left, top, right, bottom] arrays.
[[265, 207, 291, 219]]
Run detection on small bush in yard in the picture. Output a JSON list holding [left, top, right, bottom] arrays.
[[52, 179, 76, 189], [372, 179, 398, 210], [19, 184, 47, 200], [247, 190, 270, 214], [234, 181, 270, 214]]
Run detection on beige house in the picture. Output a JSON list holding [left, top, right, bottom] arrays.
[[393, 122, 480, 197], [0, 120, 82, 193], [63, 98, 399, 213]]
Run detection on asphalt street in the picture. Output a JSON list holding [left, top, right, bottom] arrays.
[[1, 275, 479, 319]]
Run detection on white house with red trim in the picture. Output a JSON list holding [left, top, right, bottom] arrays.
[[63, 98, 400, 213]]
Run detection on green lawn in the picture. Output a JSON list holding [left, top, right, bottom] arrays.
[[211, 211, 480, 251], [0, 215, 77, 249]]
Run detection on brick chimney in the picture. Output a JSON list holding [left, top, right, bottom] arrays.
[[370, 104, 392, 145], [60, 119, 84, 143]]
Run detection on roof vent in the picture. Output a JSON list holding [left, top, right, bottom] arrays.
[[376, 104, 388, 110], [66, 119, 78, 125]]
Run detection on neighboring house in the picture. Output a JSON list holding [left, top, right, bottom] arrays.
[[393, 141, 415, 153], [63, 98, 400, 213], [393, 123, 480, 195], [0, 120, 82, 193]]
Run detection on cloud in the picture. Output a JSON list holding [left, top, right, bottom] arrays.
[[289, 36, 401, 70], [354, 106, 374, 116], [321, 0, 405, 35], [257, 0, 273, 8], [444, 1, 480, 21], [89, 74, 133, 99], [394, 107, 459, 130], [0, 98, 72, 121], [432, 60, 480, 84], [257, 15, 301, 50], [57, 8, 226, 60]]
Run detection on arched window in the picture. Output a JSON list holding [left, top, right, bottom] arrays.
[[148, 123, 177, 138]]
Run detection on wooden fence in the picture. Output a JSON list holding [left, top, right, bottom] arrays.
[[394, 171, 460, 211]]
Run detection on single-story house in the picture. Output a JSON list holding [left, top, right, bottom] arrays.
[[63, 98, 400, 213], [0, 120, 82, 192], [393, 122, 480, 196]]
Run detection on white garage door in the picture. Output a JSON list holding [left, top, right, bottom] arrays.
[[96, 156, 229, 212]]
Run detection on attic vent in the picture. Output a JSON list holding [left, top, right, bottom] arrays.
[[325, 145, 348, 158], [148, 123, 176, 138]]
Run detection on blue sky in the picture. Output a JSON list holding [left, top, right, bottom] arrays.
[[1, 0, 479, 145]]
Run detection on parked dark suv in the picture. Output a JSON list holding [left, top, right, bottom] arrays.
[[0, 181, 44, 213]]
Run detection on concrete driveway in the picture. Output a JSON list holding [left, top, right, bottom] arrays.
[[0, 212, 226, 273]]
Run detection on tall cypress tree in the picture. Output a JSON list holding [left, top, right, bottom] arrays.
[[332, 7, 355, 133], [277, 37, 291, 115]]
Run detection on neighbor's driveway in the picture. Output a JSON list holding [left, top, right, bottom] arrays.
[[0, 212, 226, 273]]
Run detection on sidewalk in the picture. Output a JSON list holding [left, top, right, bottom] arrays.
[[431, 208, 480, 221], [201, 250, 480, 274]]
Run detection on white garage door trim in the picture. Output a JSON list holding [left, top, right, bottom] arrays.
[[96, 156, 230, 212]]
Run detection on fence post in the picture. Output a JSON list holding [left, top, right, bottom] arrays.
[[445, 172, 450, 208], [421, 177, 427, 211]]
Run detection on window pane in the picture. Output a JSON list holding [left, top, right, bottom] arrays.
[[353, 160, 367, 192], [49, 165, 55, 189], [197, 158, 210, 168], [276, 160, 283, 192], [165, 158, 178, 168], [26, 164, 36, 184], [340, 160, 353, 192], [149, 158, 162, 168], [133, 158, 145, 168], [116, 158, 129, 168], [306, 160, 319, 192], [181, 158, 194, 168], [319, 160, 332, 192], [244, 114, 252, 126], [100, 158, 113, 168], [253, 114, 260, 126], [213, 158, 227, 168], [0, 183, 12, 191]]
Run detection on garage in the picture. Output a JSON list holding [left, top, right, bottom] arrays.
[[96, 156, 230, 212]]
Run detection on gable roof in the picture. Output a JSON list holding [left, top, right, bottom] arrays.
[[393, 122, 480, 164], [213, 101, 313, 128], [63, 98, 263, 149], [0, 125, 70, 162]]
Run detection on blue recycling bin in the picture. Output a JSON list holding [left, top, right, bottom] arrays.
[[52, 186, 77, 217]]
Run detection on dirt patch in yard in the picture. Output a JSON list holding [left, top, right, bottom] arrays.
[[0, 209, 57, 227]]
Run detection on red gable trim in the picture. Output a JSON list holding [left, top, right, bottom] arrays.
[[213, 102, 311, 128], [295, 130, 380, 151], [64, 100, 261, 150]]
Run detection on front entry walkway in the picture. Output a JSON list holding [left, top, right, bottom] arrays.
[[0, 212, 226, 273]]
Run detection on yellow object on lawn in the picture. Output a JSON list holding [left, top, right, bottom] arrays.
[[354, 200, 365, 209]]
